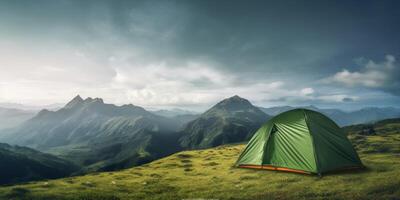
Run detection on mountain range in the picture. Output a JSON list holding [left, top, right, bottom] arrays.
[[0, 95, 269, 175], [259, 105, 400, 126], [1, 94, 400, 184], [0, 95, 182, 172]]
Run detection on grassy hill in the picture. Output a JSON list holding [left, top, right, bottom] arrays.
[[0, 119, 399, 200]]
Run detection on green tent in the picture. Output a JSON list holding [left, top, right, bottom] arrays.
[[236, 109, 363, 175]]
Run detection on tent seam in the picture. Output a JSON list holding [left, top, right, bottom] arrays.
[[303, 109, 321, 175], [260, 123, 274, 167]]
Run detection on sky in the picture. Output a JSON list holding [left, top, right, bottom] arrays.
[[0, 0, 399, 111]]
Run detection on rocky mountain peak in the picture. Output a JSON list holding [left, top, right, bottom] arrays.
[[64, 95, 105, 109], [213, 95, 253, 110], [64, 95, 84, 109], [83, 97, 104, 104]]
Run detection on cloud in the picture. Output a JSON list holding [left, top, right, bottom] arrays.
[[342, 97, 355, 102], [1, 1, 400, 109], [316, 94, 358, 103], [300, 88, 314, 96], [109, 61, 236, 107], [325, 55, 400, 95], [108, 59, 313, 108], [0, 40, 117, 105], [107, 60, 345, 109]]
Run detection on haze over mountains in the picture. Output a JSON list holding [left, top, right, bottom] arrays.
[[151, 108, 198, 118], [1, 94, 400, 185], [0, 107, 36, 130], [150, 109, 200, 129]]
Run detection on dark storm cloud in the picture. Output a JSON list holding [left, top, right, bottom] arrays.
[[3, 0, 400, 73], [174, 0, 400, 76], [342, 97, 354, 102]]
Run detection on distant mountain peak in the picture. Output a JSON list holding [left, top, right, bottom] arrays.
[[36, 109, 52, 117], [83, 97, 104, 104], [201, 95, 264, 118], [64, 95, 84, 108], [222, 95, 249, 103], [214, 95, 253, 109], [230, 95, 245, 100], [73, 95, 83, 101], [64, 95, 105, 109]]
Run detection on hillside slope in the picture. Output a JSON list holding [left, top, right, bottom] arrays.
[[0, 143, 78, 185], [1, 118, 399, 200]]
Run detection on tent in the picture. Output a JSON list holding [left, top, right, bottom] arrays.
[[236, 109, 363, 175]]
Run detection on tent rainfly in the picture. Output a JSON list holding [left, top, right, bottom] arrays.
[[236, 109, 363, 175]]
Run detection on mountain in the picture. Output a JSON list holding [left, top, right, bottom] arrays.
[[1, 118, 399, 199], [0, 107, 36, 130], [179, 95, 271, 149], [259, 105, 345, 118], [345, 107, 400, 125], [151, 108, 200, 129], [168, 114, 200, 129], [0, 143, 78, 185], [151, 108, 198, 118], [343, 117, 400, 136], [258, 105, 294, 116], [0, 95, 182, 172], [259, 106, 400, 126]]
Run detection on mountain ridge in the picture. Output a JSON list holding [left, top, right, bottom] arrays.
[[259, 105, 400, 126], [0, 95, 181, 172]]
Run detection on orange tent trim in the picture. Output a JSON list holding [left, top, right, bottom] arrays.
[[238, 165, 312, 175]]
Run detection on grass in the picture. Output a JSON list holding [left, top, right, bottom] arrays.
[[0, 131, 399, 199]]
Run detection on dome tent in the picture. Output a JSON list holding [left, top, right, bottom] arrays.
[[236, 109, 363, 175]]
